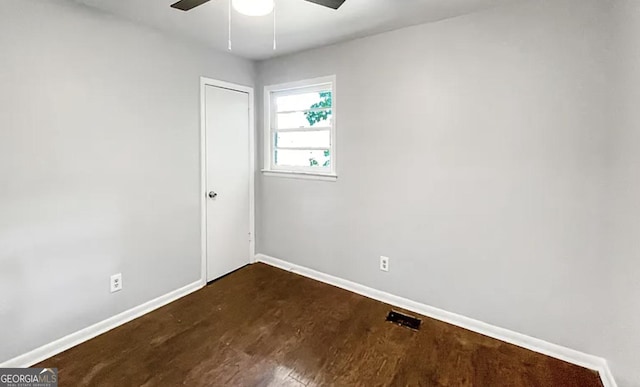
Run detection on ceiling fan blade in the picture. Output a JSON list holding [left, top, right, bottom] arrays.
[[170, 0, 211, 11], [304, 0, 346, 10]]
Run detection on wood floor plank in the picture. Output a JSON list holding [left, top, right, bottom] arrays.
[[36, 263, 603, 387]]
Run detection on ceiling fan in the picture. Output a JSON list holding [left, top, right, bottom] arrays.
[[170, 0, 345, 51], [170, 0, 346, 13]]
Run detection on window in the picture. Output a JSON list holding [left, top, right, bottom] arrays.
[[263, 76, 336, 181]]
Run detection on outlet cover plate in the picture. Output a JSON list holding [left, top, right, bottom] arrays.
[[380, 256, 389, 272], [110, 273, 122, 293]]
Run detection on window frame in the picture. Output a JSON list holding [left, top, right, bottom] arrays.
[[263, 75, 337, 181]]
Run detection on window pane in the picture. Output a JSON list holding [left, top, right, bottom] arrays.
[[276, 131, 330, 148], [276, 90, 332, 112], [276, 110, 332, 129], [275, 149, 331, 168]]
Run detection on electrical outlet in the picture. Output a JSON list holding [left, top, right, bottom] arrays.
[[380, 256, 390, 272], [110, 273, 122, 293]]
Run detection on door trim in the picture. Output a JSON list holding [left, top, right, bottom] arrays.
[[200, 77, 255, 286]]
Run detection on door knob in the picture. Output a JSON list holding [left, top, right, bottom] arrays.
[[208, 191, 218, 199]]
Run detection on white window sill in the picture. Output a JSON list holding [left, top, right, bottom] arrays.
[[261, 169, 338, 182]]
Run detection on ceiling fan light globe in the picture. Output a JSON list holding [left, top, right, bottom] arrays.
[[232, 0, 274, 16]]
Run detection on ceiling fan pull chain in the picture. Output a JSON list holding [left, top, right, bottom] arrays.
[[228, 0, 232, 50], [273, 0, 277, 50]]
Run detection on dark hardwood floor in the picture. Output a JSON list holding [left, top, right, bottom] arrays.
[[37, 263, 603, 386]]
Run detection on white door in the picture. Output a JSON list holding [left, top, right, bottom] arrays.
[[205, 84, 251, 282]]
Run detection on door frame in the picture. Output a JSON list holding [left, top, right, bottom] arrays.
[[200, 77, 255, 285]]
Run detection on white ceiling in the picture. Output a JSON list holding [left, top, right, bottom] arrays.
[[74, 0, 520, 60]]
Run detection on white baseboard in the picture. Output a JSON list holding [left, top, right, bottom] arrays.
[[255, 253, 617, 387], [0, 280, 203, 368]]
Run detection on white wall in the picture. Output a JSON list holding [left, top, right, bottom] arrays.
[[603, 1, 640, 386], [257, 0, 627, 383], [0, 0, 254, 362]]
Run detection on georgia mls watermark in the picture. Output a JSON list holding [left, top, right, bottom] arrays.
[[0, 368, 57, 387]]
